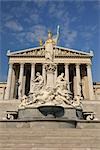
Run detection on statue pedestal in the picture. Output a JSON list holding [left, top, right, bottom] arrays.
[[45, 63, 56, 88], [46, 72, 54, 87], [18, 105, 81, 120], [18, 105, 82, 128]]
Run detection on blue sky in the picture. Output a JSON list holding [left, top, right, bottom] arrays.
[[0, 0, 100, 82]]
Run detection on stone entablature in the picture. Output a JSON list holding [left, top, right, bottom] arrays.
[[9, 57, 92, 65]]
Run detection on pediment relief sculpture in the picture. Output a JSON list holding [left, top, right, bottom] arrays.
[[10, 48, 88, 58], [12, 48, 45, 56], [54, 48, 86, 57]]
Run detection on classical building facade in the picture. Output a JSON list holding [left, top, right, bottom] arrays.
[[3, 31, 95, 101]]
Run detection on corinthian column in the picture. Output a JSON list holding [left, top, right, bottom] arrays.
[[54, 64, 57, 85], [18, 63, 24, 99], [5, 63, 13, 100], [76, 64, 81, 96], [42, 64, 46, 85], [30, 63, 35, 93], [65, 63, 69, 90], [87, 64, 94, 100]]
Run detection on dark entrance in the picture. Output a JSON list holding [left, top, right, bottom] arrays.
[[35, 63, 42, 75], [57, 63, 65, 76], [24, 64, 31, 96]]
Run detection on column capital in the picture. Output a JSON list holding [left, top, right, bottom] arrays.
[[75, 63, 81, 66], [65, 63, 69, 65], [75, 64, 80, 70], [9, 63, 14, 70], [20, 63, 24, 68], [86, 63, 92, 67], [31, 63, 35, 67], [8, 62, 13, 66], [65, 63, 69, 68]]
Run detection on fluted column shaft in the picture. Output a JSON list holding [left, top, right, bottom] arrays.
[[5, 63, 13, 100], [87, 64, 94, 100], [30, 63, 35, 93], [54, 64, 57, 84], [42, 64, 46, 85], [18, 63, 24, 99], [76, 64, 81, 96], [65, 63, 69, 90]]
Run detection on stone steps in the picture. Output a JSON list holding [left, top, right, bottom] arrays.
[[0, 143, 100, 149], [0, 136, 100, 143], [0, 149, 100, 150], [0, 128, 100, 150]]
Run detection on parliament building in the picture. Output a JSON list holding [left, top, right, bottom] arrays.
[[0, 30, 100, 118]]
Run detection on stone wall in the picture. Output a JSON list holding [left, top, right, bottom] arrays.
[[0, 100, 20, 119], [0, 82, 6, 100], [93, 82, 100, 100]]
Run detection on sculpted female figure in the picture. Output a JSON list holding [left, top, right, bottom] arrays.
[[32, 72, 44, 91], [56, 73, 67, 89], [45, 25, 60, 61]]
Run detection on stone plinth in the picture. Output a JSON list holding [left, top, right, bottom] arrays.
[[18, 105, 81, 120], [0, 119, 76, 128]]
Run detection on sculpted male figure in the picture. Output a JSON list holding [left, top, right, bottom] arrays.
[[55, 83, 72, 105], [19, 95, 28, 108], [54, 73, 73, 105]]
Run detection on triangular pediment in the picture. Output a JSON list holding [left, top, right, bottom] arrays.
[[7, 46, 93, 58], [54, 46, 93, 57], [7, 47, 45, 57]]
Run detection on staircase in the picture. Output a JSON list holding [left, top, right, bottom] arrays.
[[0, 127, 100, 150]]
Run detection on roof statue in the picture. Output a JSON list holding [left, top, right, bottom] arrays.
[[45, 25, 60, 46], [39, 39, 43, 46], [54, 25, 60, 45], [44, 25, 60, 61]]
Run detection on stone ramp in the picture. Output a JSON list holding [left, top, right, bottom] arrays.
[[0, 128, 100, 150]]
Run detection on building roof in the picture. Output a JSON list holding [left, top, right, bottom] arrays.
[[7, 46, 93, 58]]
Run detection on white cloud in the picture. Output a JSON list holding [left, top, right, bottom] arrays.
[[63, 30, 77, 47], [5, 20, 23, 32], [12, 25, 47, 45], [49, 3, 66, 19], [2, 14, 14, 22], [33, 0, 46, 8], [30, 13, 41, 23], [25, 32, 34, 43], [24, 15, 40, 25], [71, 16, 78, 23], [81, 25, 98, 42], [75, 1, 85, 13], [48, 2, 78, 47], [62, 24, 77, 47], [12, 32, 26, 44], [32, 25, 47, 42], [83, 32, 92, 40]]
